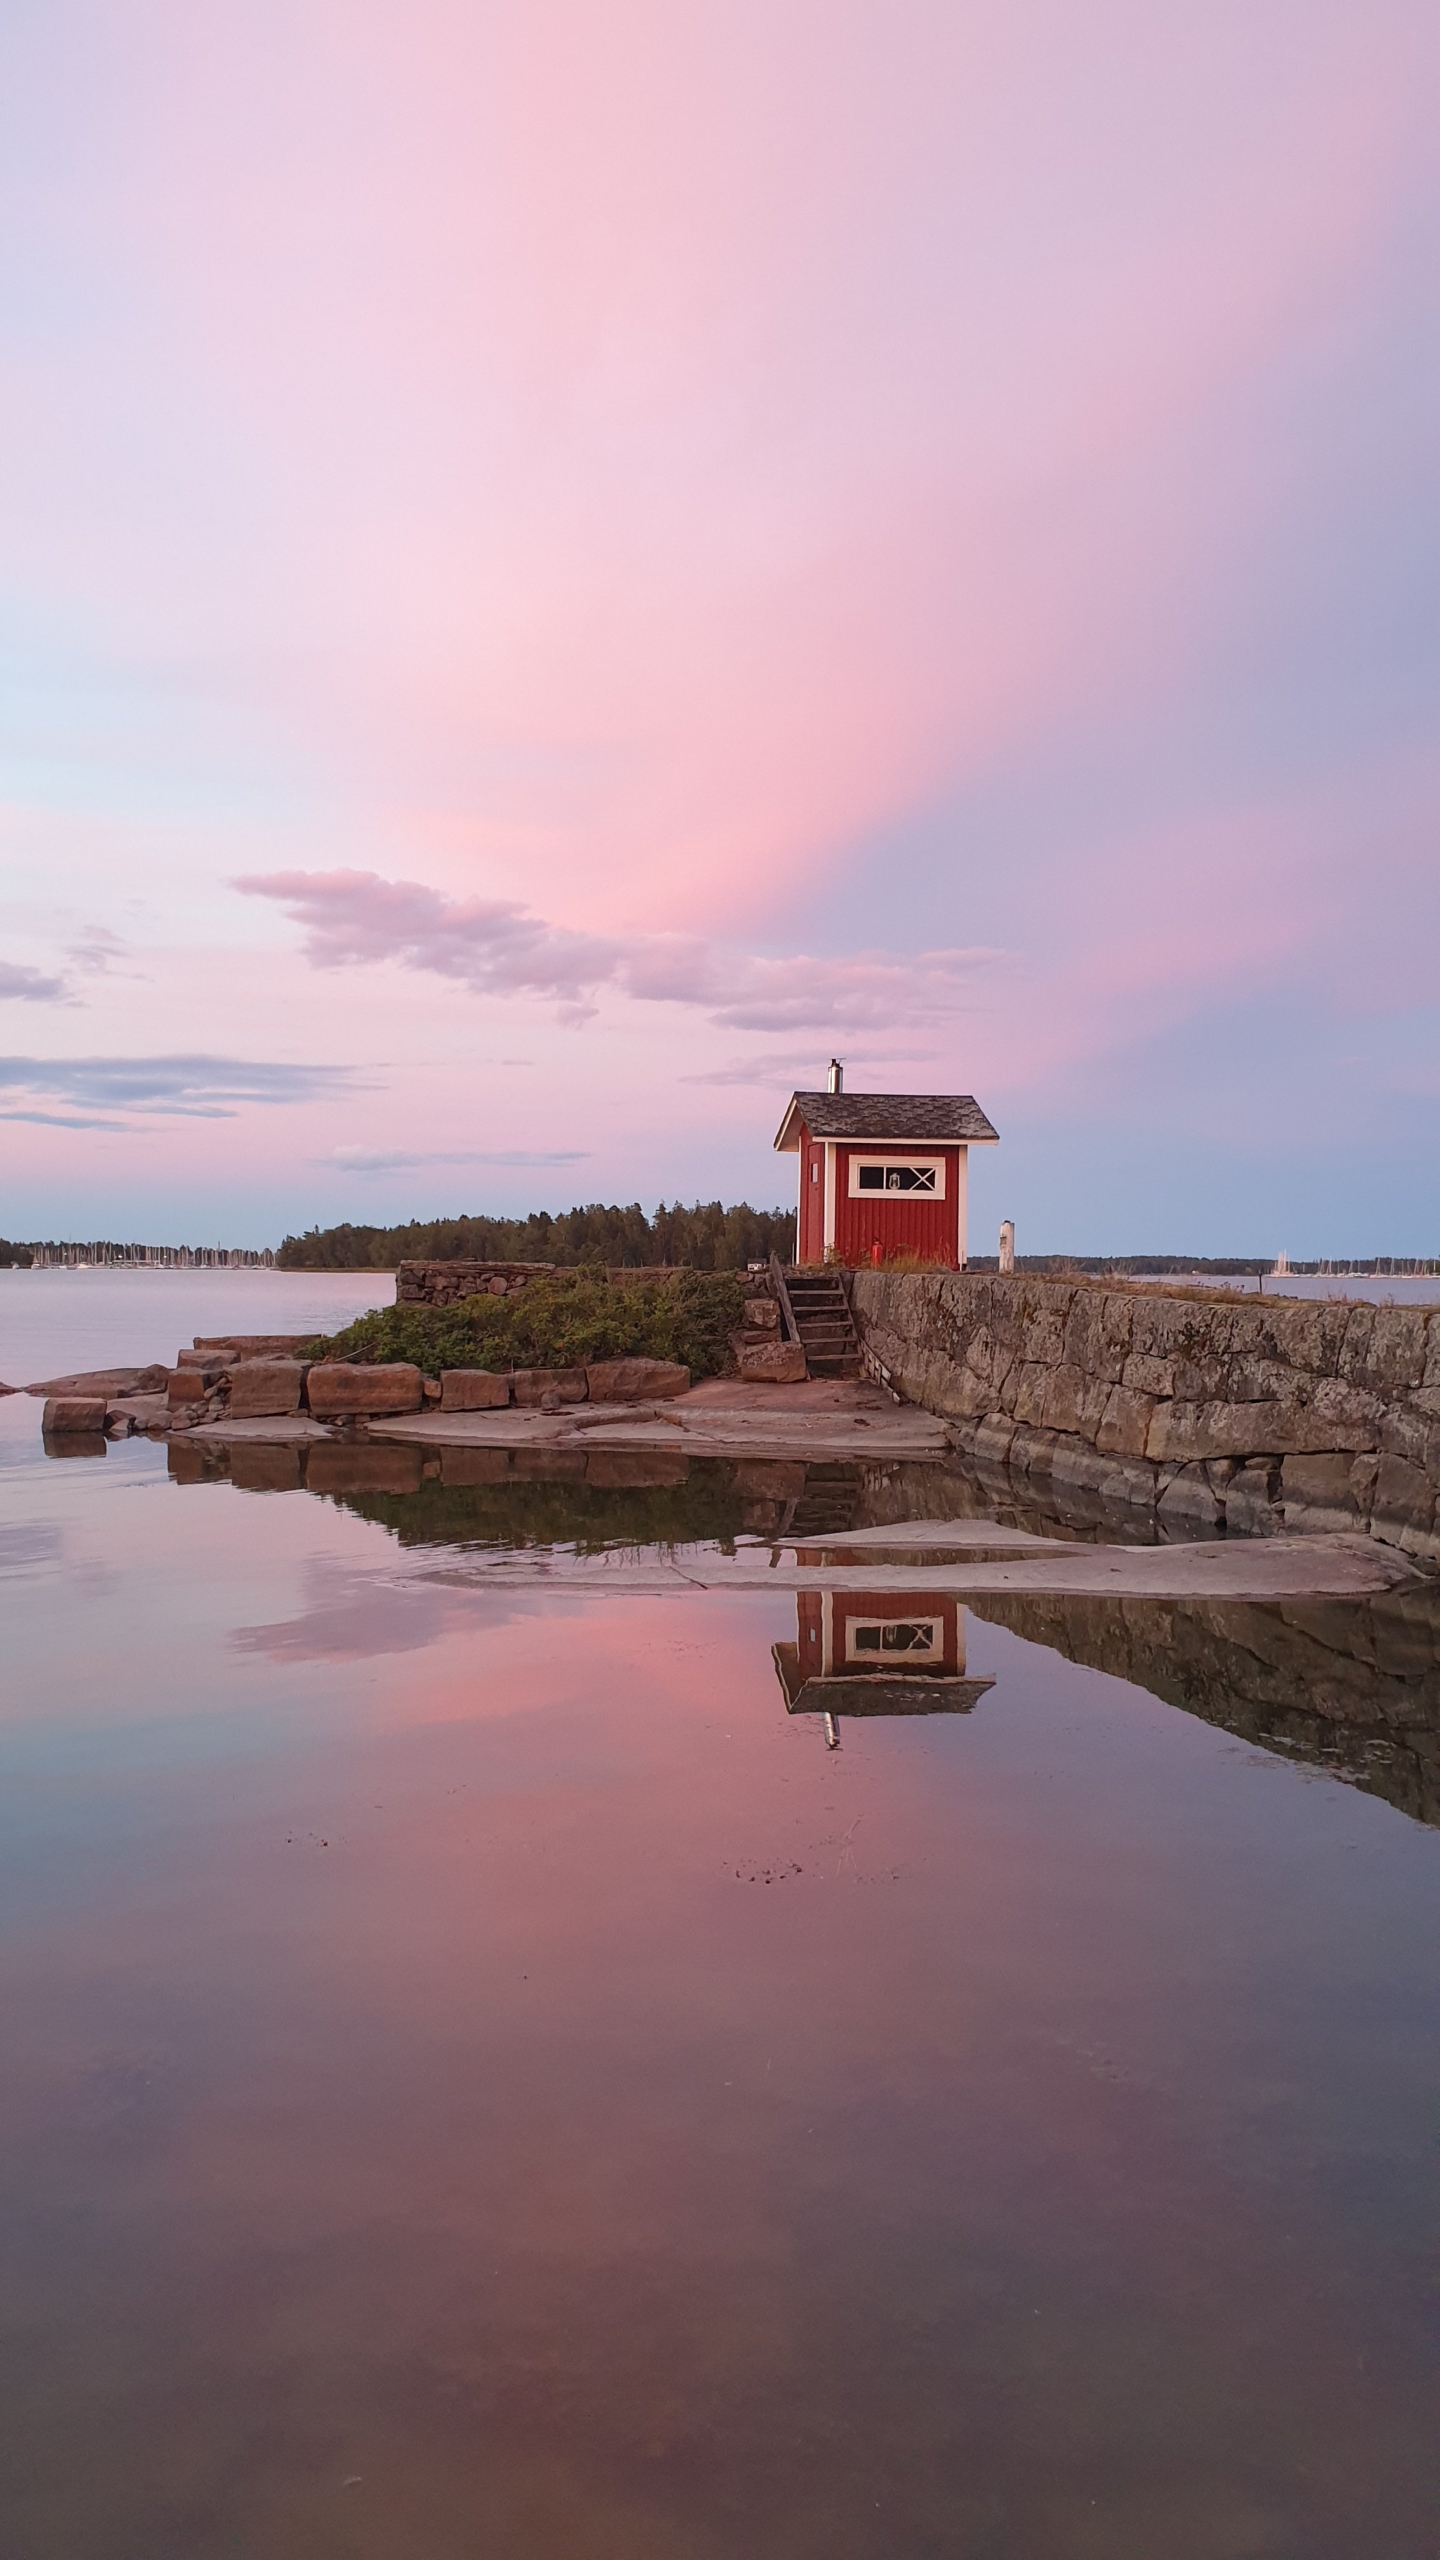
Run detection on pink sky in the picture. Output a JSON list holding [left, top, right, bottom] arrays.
[[1, 1, 1436, 1250]]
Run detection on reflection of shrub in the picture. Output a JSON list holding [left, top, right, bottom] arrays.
[[328, 1465, 750, 1555], [303, 1268, 747, 1379]]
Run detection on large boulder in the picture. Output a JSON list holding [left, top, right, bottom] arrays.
[[512, 1367, 588, 1406], [736, 1340, 808, 1385], [228, 1360, 307, 1418], [27, 1366, 166, 1397], [511, 1446, 588, 1480], [441, 1446, 512, 1486], [306, 1361, 423, 1417], [743, 1298, 780, 1333], [168, 1361, 227, 1405], [305, 1441, 425, 1495], [440, 1369, 512, 1410], [43, 1394, 107, 1433], [733, 1459, 807, 1500], [584, 1448, 690, 1488], [229, 1443, 304, 1492], [193, 1335, 312, 1359], [584, 1358, 690, 1403]]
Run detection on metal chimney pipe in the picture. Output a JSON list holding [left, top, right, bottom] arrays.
[[827, 1058, 843, 1093]]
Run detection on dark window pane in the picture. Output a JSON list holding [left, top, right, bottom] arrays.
[[881, 1622, 933, 1652], [857, 1163, 937, 1192]]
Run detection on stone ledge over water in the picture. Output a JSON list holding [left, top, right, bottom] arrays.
[[851, 1272, 1440, 1566]]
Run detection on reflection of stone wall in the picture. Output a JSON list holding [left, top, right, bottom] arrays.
[[968, 1586, 1440, 1827], [851, 1273, 1440, 1565]]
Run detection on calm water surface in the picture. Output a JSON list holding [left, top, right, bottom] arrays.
[[0, 1266, 391, 1385], [1128, 1273, 1440, 1306], [1, 1282, 1437, 2557]]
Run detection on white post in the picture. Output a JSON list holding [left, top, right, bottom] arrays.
[[999, 1219, 1015, 1275]]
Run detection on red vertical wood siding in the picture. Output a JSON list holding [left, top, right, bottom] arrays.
[[833, 1142, 962, 1268], [792, 1123, 964, 1265]]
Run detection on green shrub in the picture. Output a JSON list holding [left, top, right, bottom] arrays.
[[299, 1303, 489, 1373], [303, 1268, 746, 1380]]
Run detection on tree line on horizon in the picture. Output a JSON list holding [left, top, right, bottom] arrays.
[[274, 1200, 799, 1271]]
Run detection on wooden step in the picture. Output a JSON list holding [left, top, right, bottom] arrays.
[[778, 1265, 860, 1379]]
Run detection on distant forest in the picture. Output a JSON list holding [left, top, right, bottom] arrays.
[[275, 1200, 798, 1271], [982, 1254, 1274, 1276]]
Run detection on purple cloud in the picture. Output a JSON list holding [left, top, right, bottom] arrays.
[[0, 961, 67, 1003], [235, 869, 999, 1033], [65, 927, 132, 977], [0, 1054, 357, 1127]]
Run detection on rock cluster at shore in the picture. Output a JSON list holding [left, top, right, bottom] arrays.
[[35, 1337, 693, 1443], [732, 1280, 808, 1384]]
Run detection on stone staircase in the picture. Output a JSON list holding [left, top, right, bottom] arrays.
[[782, 1269, 862, 1379], [782, 1464, 862, 1538]]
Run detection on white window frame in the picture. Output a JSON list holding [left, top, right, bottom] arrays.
[[845, 1614, 944, 1664], [847, 1154, 947, 1200]]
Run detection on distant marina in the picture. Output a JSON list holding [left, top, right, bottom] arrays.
[[16, 1242, 277, 1270]]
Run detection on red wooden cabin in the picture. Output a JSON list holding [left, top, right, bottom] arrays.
[[790, 1589, 965, 1684], [771, 1590, 996, 1738], [774, 1067, 998, 1268]]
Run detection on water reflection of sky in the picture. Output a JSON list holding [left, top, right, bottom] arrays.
[[2, 1389, 1438, 2557]]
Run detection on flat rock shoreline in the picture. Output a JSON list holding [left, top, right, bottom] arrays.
[[412, 1525, 1419, 1602], [24, 1354, 949, 1462], [19, 1340, 1433, 1600]]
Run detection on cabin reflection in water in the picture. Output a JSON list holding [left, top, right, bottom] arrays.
[[773, 1592, 995, 1746]]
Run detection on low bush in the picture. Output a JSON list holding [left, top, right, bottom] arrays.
[[303, 1268, 747, 1380], [324, 1466, 749, 1556]]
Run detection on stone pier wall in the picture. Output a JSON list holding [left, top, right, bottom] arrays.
[[396, 1260, 694, 1306], [396, 1259, 555, 1305], [849, 1271, 1440, 1565]]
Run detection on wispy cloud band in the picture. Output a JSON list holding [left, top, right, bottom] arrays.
[[325, 1145, 589, 1174], [236, 870, 999, 1033], [0, 1054, 356, 1132]]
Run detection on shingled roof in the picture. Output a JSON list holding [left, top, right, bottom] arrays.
[[774, 1091, 999, 1150]]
